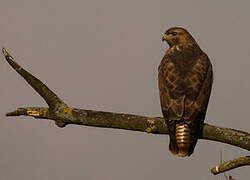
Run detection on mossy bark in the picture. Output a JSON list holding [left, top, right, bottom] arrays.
[[2, 48, 250, 175], [211, 156, 250, 175]]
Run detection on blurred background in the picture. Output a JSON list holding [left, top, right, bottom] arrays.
[[0, 0, 249, 179]]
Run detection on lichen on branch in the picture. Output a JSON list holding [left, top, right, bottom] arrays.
[[211, 156, 250, 175], [2, 47, 250, 175]]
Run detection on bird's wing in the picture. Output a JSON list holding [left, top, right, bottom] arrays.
[[158, 53, 212, 122], [184, 53, 213, 124], [159, 51, 213, 156], [158, 58, 185, 121]]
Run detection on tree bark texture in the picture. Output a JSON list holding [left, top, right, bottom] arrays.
[[2, 48, 250, 175]]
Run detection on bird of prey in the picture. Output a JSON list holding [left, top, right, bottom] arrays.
[[159, 27, 213, 157]]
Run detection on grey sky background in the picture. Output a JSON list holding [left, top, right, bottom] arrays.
[[0, 0, 249, 179]]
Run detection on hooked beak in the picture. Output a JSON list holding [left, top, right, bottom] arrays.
[[162, 34, 173, 42], [162, 36, 166, 42]]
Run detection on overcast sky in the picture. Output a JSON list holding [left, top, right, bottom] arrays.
[[0, 0, 250, 180]]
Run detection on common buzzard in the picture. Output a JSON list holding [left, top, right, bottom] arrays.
[[159, 27, 213, 157]]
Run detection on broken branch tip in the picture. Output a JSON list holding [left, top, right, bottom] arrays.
[[2, 47, 8, 56]]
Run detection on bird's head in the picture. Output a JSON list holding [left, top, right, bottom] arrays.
[[162, 27, 196, 47]]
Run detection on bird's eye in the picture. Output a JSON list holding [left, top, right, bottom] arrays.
[[171, 32, 177, 36]]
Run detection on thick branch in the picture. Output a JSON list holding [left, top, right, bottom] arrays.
[[2, 47, 250, 174], [6, 106, 166, 131], [211, 156, 250, 175], [6, 105, 250, 151]]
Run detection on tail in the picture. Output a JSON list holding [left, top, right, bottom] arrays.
[[169, 123, 196, 157]]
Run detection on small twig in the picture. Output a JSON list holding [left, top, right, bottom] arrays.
[[2, 47, 250, 175], [211, 156, 250, 175], [220, 151, 229, 180], [220, 151, 235, 180]]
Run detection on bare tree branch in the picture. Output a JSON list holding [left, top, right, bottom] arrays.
[[211, 156, 250, 175], [2, 48, 66, 111], [2, 48, 250, 175], [220, 151, 235, 180]]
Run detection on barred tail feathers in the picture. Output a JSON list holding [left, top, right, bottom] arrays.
[[168, 122, 193, 157], [175, 123, 192, 157]]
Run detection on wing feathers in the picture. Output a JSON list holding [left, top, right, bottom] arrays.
[[159, 46, 213, 156]]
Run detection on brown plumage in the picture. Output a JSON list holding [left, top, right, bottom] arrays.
[[159, 27, 213, 157]]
